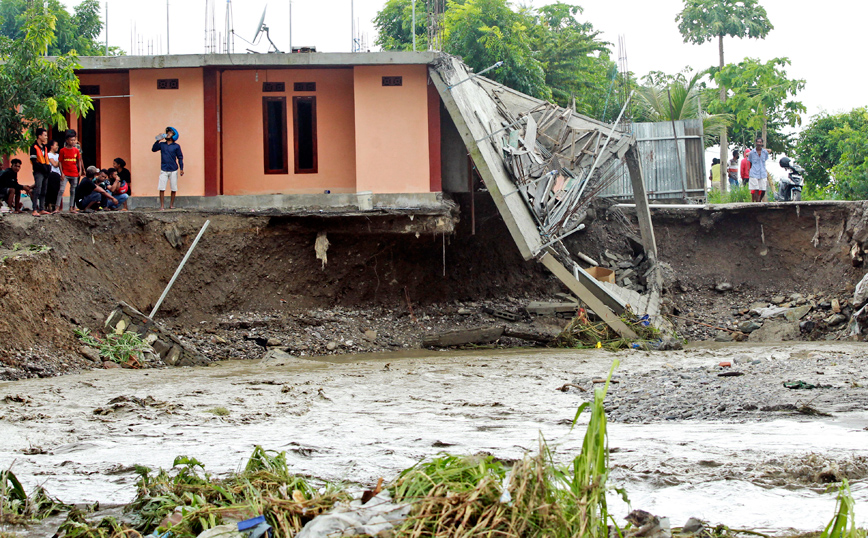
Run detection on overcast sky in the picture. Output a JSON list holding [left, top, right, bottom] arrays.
[[70, 0, 863, 125]]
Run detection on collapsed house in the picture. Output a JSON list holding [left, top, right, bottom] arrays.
[[13, 52, 663, 336]]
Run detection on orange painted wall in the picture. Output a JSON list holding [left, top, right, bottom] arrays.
[[77, 73, 131, 169], [353, 65, 430, 193], [129, 68, 204, 197], [221, 68, 357, 195]]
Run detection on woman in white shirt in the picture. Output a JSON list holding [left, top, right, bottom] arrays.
[[46, 140, 63, 212]]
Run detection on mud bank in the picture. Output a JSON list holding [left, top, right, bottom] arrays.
[[2, 198, 868, 381], [1, 342, 867, 533]]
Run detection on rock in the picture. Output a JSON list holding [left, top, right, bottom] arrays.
[[825, 313, 848, 327], [622, 277, 633, 287], [164, 225, 183, 249], [789, 293, 803, 301], [783, 305, 812, 322], [80, 346, 102, 363], [165, 345, 182, 366], [266, 337, 282, 347], [145, 333, 159, 345], [737, 320, 762, 333], [800, 320, 816, 332], [151, 339, 171, 358], [326, 341, 338, 351], [363, 330, 378, 341], [457, 308, 472, 315], [102, 361, 119, 369], [260, 348, 297, 367], [656, 337, 683, 350], [714, 331, 733, 342], [854, 273, 868, 307], [749, 302, 768, 311], [748, 321, 800, 342], [832, 299, 841, 313], [771, 296, 786, 304], [683, 518, 704, 534], [617, 260, 633, 269], [714, 282, 733, 292]]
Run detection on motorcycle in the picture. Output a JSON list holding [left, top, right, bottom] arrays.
[[777, 157, 805, 202]]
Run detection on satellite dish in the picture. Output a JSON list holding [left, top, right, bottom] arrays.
[[253, 5, 267, 42]]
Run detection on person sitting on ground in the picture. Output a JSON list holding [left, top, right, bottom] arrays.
[[58, 132, 83, 212], [0, 159, 31, 213], [113, 158, 131, 197], [74, 166, 116, 213], [45, 140, 62, 213], [105, 168, 130, 211]]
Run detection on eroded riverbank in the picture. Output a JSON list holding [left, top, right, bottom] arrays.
[[2, 342, 867, 534]]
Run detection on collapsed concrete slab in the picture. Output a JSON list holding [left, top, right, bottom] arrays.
[[431, 56, 664, 336]]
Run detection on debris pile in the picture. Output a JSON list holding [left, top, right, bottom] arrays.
[[555, 308, 669, 350]]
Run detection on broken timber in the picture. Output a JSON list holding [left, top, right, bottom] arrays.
[[431, 56, 656, 338], [422, 326, 554, 347]]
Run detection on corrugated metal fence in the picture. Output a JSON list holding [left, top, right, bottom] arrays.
[[599, 119, 706, 200]]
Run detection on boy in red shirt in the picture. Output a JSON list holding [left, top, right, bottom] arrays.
[[58, 132, 84, 212]]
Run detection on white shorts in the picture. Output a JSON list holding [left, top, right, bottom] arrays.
[[748, 176, 768, 191], [158, 170, 179, 192]]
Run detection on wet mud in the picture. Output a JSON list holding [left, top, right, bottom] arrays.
[[2, 342, 867, 534]]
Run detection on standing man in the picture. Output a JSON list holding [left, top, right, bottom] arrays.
[[29, 127, 50, 216], [748, 136, 769, 203], [151, 126, 184, 210]]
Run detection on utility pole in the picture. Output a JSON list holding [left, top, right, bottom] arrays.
[[104, 2, 108, 55], [350, 0, 354, 52], [166, 0, 170, 54]]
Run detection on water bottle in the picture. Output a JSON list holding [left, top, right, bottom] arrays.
[[155, 133, 167, 141]]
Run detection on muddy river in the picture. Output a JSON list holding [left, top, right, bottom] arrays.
[[2, 343, 867, 534]]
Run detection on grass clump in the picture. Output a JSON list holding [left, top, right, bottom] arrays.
[[206, 407, 230, 416], [56, 447, 347, 538], [707, 184, 751, 204], [74, 327, 150, 365], [390, 361, 623, 538], [0, 469, 68, 524]]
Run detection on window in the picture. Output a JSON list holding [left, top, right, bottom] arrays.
[[293, 82, 316, 92], [79, 85, 100, 95], [382, 76, 403, 87], [293, 96, 317, 174], [262, 97, 288, 174], [262, 82, 285, 92], [157, 79, 180, 90]]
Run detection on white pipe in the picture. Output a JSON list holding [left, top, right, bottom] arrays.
[[150, 220, 210, 319]]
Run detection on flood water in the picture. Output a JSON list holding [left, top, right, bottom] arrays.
[[2, 344, 867, 534]]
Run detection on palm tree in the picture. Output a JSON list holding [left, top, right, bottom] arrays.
[[634, 71, 730, 147]]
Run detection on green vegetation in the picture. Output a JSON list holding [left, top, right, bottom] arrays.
[[821, 480, 866, 538], [0, 0, 121, 56], [391, 361, 621, 538], [711, 57, 806, 153], [74, 327, 149, 365], [796, 108, 868, 200], [634, 69, 730, 147], [206, 407, 230, 416], [0, 468, 67, 524], [708, 184, 751, 204], [0, 1, 93, 155]]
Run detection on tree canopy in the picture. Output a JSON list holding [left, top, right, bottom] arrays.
[[0, 0, 92, 156], [373, 0, 620, 119], [796, 109, 868, 198], [0, 0, 122, 56], [709, 57, 805, 153]]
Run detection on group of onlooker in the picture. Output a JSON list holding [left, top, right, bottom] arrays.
[[709, 136, 770, 203], [0, 128, 133, 214]]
